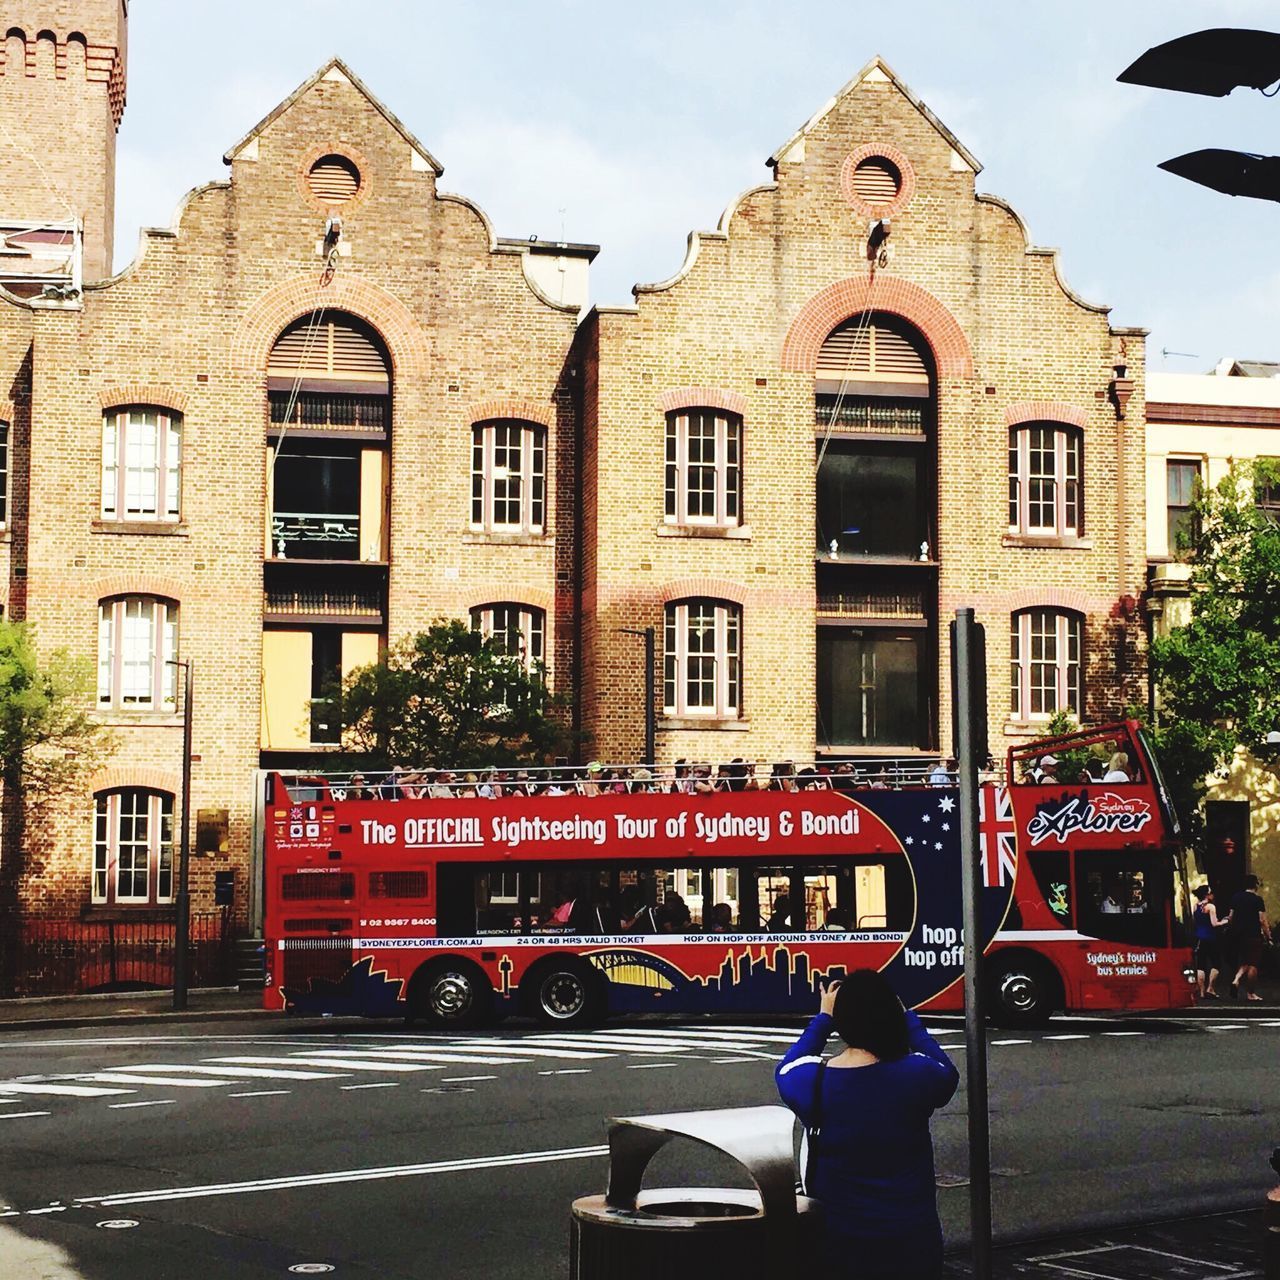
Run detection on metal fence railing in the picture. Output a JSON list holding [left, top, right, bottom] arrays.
[[1, 911, 235, 998]]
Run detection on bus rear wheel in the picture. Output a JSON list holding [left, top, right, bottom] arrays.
[[411, 960, 493, 1030], [528, 961, 603, 1028], [986, 955, 1058, 1028]]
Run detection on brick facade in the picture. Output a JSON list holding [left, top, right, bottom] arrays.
[[0, 35, 1150, 936]]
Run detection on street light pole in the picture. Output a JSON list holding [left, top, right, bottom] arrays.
[[171, 659, 194, 1012], [619, 627, 656, 763]]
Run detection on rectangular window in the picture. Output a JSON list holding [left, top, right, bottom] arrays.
[[817, 442, 925, 558], [663, 599, 741, 718], [664, 411, 742, 527], [471, 604, 546, 675], [101, 409, 182, 522], [271, 444, 361, 560], [1256, 457, 1280, 521], [97, 597, 178, 712], [1166, 460, 1200, 558], [816, 628, 923, 748], [1009, 426, 1082, 537], [1011, 610, 1082, 720], [91, 790, 176, 906], [0, 420, 9, 528], [470, 422, 546, 533]]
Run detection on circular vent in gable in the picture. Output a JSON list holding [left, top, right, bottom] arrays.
[[307, 154, 361, 205], [851, 156, 902, 206]]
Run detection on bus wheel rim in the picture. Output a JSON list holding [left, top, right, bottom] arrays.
[[542, 972, 586, 1018], [999, 972, 1037, 1012], [430, 972, 473, 1018]]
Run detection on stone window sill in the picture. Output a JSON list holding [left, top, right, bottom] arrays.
[[655, 523, 752, 541], [92, 520, 189, 537], [1003, 719, 1057, 738], [659, 716, 751, 732], [97, 712, 185, 729], [1002, 533, 1093, 550], [461, 531, 552, 547]]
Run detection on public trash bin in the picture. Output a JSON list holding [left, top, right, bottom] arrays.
[[569, 1104, 820, 1280]]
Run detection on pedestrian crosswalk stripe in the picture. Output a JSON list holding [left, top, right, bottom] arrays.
[[439, 1042, 612, 1061], [169, 1063, 351, 1080], [0, 1081, 135, 1097], [84, 1073, 239, 1089], [1043, 1034, 1091, 1041], [210, 1056, 445, 1074], [991, 1039, 1031, 1046], [296, 1048, 529, 1067], [508, 1032, 768, 1054], [0, 1110, 50, 1119]]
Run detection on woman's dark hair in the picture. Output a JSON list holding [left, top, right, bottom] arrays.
[[1193, 884, 1210, 902], [832, 968, 909, 1061]]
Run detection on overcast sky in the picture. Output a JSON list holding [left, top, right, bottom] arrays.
[[115, 1, 1280, 372]]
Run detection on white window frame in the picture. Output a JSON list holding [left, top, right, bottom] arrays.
[[470, 421, 545, 534], [102, 408, 182, 522], [98, 596, 178, 711], [1010, 609, 1082, 721], [92, 789, 175, 906], [471, 603, 546, 676], [664, 410, 741, 527], [1008, 424, 1081, 537], [664, 598, 742, 718]]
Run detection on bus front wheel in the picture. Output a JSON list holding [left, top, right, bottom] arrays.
[[986, 956, 1058, 1028], [411, 960, 493, 1030], [528, 961, 604, 1028]]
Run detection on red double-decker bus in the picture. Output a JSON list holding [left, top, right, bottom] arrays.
[[262, 720, 1193, 1028]]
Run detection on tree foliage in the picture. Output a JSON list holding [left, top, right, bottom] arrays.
[[0, 621, 116, 804], [1148, 458, 1280, 841], [330, 621, 571, 769]]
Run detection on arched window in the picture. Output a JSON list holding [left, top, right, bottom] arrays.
[[98, 596, 178, 711], [101, 408, 182, 522], [1011, 608, 1082, 721], [1008, 423, 1083, 537], [268, 312, 390, 432], [664, 598, 741, 718], [470, 603, 546, 674], [92, 789, 175, 906], [664, 409, 741, 527], [471, 420, 545, 533]]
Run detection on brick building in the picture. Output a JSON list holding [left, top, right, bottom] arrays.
[[0, 7, 1149, 966]]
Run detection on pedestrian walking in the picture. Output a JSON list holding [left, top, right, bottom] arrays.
[[1227, 874, 1272, 1001], [1191, 884, 1229, 999], [776, 969, 959, 1279]]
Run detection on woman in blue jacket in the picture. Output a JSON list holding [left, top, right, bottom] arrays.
[[776, 968, 959, 1279]]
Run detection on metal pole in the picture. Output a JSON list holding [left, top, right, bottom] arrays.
[[173, 659, 193, 1012], [643, 626, 655, 765], [954, 608, 992, 1279]]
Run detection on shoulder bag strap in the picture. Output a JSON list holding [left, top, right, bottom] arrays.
[[803, 1061, 827, 1194]]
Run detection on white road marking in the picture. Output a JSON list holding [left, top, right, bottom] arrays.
[[1101, 1032, 1144, 1037], [209, 1056, 444, 1074], [440, 1075, 497, 1083], [497, 1034, 737, 1055], [0, 1082, 134, 1097], [71, 1144, 611, 1208], [161, 1063, 350, 1080], [538, 1069, 590, 1076], [991, 1039, 1031, 1046], [228, 1091, 291, 1099], [0, 1111, 50, 1120], [422, 1086, 475, 1094], [108, 1100, 176, 1110], [711, 1057, 755, 1063], [626, 1062, 679, 1070], [84, 1073, 239, 1089], [1206, 1025, 1246, 1032], [296, 1049, 528, 1066], [339, 1083, 400, 1091], [443, 1042, 612, 1060], [1043, 1034, 1091, 1041]]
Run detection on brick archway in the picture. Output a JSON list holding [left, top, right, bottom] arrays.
[[466, 397, 554, 428], [657, 387, 749, 417], [781, 275, 973, 378], [87, 766, 182, 796], [230, 273, 428, 379], [462, 587, 554, 615], [88, 572, 186, 602], [660, 577, 748, 607], [1005, 401, 1089, 430]]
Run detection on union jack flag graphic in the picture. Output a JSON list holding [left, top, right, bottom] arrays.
[[978, 785, 1017, 888]]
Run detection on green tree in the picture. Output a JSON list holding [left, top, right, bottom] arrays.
[[330, 620, 571, 769], [1148, 458, 1280, 843], [0, 621, 117, 988]]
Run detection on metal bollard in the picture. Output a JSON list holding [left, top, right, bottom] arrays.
[[569, 1105, 820, 1280]]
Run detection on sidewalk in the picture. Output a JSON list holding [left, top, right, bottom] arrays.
[[0, 985, 272, 1032], [943, 1205, 1269, 1278]]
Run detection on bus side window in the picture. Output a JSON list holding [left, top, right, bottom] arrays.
[[1075, 853, 1168, 947]]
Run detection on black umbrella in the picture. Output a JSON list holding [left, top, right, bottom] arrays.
[[1118, 27, 1280, 96], [1158, 149, 1280, 203]]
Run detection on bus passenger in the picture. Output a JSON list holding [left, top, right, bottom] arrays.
[[347, 773, 373, 801], [427, 770, 455, 800], [657, 892, 692, 933], [822, 906, 853, 931], [770, 762, 798, 793], [831, 761, 857, 795], [630, 766, 656, 793], [1099, 881, 1124, 913], [620, 888, 658, 933], [1103, 752, 1131, 782], [692, 764, 718, 794], [581, 761, 604, 797], [456, 773, 479, 798], [720, 759, 749, 792], [707, 902, 734, 932], [767, 892, 794, 931]]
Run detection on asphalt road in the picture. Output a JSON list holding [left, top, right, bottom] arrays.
[[0, 1012, 1275, 1279]]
